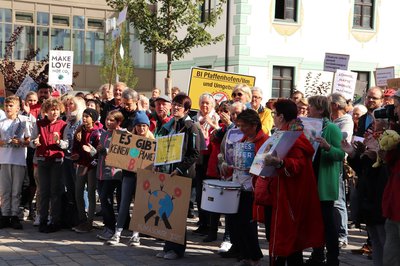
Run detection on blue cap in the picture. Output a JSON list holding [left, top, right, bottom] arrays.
[[133, 111, 150, 127]]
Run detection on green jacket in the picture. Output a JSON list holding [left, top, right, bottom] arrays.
[[317, 118, 345, 201]]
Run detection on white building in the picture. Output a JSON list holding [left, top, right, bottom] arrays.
[[155, 0, 400, 99]]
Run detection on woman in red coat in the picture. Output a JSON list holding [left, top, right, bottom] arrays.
[[261, 99, 324, 265]]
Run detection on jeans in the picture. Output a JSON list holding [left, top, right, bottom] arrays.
[[98, 179, 120, 231], [37, 160, 63, 224], [383, 219, 400, 266], [75, 166, 96, 223], [0, 164, 26, 216], [62, 158, 76, 204], [367, 224, 385, 266], [334, 177, 348, 243], [116, 175, 136, 228]]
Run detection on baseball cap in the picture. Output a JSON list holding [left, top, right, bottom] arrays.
[[155, 95, 171, 103]]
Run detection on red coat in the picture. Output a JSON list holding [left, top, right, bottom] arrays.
[[269, 133, 324, 257], [382, 145, 400, 222]]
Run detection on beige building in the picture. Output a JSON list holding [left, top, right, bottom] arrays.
[[0, 0, 155, 93]]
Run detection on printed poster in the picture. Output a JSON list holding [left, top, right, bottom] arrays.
[[224, 128, 244, 166], [15, 76, 38, 100], [48, 50, 74, 85], [130, 169, 192, 245], [299, 117, 323, 159], [250, 131, 301, 177], [154, 133, 184, 166], [105, 130, 156, 172], [323, 53, 350, 72], [232, 142, 255, 170], [375, 67, 395, 87], [298, 70, 334, 98]]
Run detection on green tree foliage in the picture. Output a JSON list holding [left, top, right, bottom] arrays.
[[99, 23, 138, 89], [106, 0, 226, 94]]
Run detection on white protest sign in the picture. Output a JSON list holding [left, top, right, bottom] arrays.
[[298, 70, 334, 97], [332, 70, 358, 100], [375, 67, 395, 87], [323, 53, 350, 72], [117, 6, 128, 25], [48, 50, 74, 85]]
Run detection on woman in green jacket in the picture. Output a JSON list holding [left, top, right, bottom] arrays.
[[306, 95, 345, 266]]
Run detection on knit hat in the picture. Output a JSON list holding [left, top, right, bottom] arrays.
[[83, 108, 99, 122], [133, 111, 150, 127]]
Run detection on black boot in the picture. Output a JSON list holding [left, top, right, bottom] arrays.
[[0, 216, 11, 229], [10, 216, 23, 230]]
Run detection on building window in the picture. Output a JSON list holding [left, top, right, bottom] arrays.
[[275, 0, 297, 22], [272, 66, 294, 98], [0, 8, 12, 23], [200, 0, 212, 23], [73, 16, 85, 30], [15, 12, 34, 23], [14, 25, 35, 60], [353, 70, 370, 90], [52, 15, 70, 27], [0, 8, 12, 58], [87, 18, 104, 30], [129, 25, 153, 69], [353, 0, 374, 29], [36, 27, 49, 60], [37, 12, 49, 26], [85, 31, 104, 65], [51, 28, 71, 50]]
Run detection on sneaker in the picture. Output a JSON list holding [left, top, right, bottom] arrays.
[[128, 235, 140, 246], [73, 222, 93, 233], [33, 215, 40, 226], [97, 228, 114, 241], [218, 241, 232, 253], [156, 251, 166, 258], [338, 241, 347, 248], [10, 216, 23, 230], [106, 234, 121, 245], [163, 250, 179, 260]]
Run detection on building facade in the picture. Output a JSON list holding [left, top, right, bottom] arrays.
[[0, 0, 155, 92], [155, 0, 400, 99]]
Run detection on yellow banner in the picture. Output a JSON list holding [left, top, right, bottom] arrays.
[[188, 67, 256, 110], [154, 133, 184, 166]]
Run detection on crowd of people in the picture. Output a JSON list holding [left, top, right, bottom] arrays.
[[0, 81, 399, 266]]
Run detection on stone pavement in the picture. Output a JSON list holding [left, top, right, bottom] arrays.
[[0, 217, 373, 266]]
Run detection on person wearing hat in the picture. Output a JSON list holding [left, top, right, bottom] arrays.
[[107, 111, 155, 246], [71, 108, 104, 233], [383, 88, 396, 106], [149, 95, 172, 136]]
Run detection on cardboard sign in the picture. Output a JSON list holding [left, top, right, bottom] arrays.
[[323, 53, 350, 72], [130, 169, 192, 245], [105, 130, 156, 172], [387, 78, 400, 88], [48, 50, 74, 85], [332, 70, 358, 100], [250, 131, 301, 177], [154, 133, 184, 166], [375, 67, 395, 87], [15, 76, 38, 100], [298, 70, 334, 97], [188, 67, 256, 110]]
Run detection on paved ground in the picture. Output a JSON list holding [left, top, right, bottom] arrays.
[[0, 215, 373, 266]]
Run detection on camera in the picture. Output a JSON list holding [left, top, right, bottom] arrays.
[[373, 105, 398, 121]]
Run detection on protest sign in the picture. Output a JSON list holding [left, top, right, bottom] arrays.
[[117, 6, 128, 25], [48, 50, 74, 85], [298, 70, 334, 97], [154, 133, 184, 166], [232, 142, 255, 170], [188, 67, 256, 110], [332, 70, 358, 100], [0, 73, 5, 108], [250, 131, 301, 177], [15, 76, 38, 100], [105, 130, 156, 172], [130, 169, 192, 245], [299, 117, 323, 159], [387, 78, 400, 88], [323, 53, 350, 72], [375, 67, 395, 87], [224, 128, 244, 166]]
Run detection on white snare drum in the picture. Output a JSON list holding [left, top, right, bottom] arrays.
[[201, 179, 241, 214]]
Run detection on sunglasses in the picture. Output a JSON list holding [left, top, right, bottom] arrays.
[[232, 92, 243, 97]]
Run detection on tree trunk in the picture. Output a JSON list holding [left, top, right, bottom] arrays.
[[165, 51, 172, 96]]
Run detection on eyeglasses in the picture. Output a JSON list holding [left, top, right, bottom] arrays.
[[367, 96, 382, 101], [252, 95, 262, 100], [172, 102, 184, 109], [232, 92, 243, 97]]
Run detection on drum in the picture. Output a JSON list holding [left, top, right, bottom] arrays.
[[201, 179, 241, 214]]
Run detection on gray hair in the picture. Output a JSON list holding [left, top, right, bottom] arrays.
[[330, 93, 347, 110], [122, 88, 139, 101], [353, 104, 368, 115], [230, 101, 247, 112], [251, 87, 263, 97], [199, 93, 215, 108]]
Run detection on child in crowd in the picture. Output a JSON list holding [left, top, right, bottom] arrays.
[[0, 95, 32, 229], [30, 98, 66, 233], [95, 110, 123, 240], [71, 108, 103, 233], [107, 111, 154, 246]]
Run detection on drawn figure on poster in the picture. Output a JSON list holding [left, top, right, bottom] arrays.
[[143, 173, 182, 229]]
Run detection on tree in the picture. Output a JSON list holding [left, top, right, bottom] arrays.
[[99, 23, 138, 89], [106, 0, 226, 95]]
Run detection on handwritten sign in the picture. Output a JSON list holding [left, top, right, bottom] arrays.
[[332, 70, 358, 100], [375, 67, 395, 87], [154, 133, 184, 166], [130, 169, 192, 245], [323, 53, 350, 72], [188, 67, 255, 110], [105, 130, 156, 172], [48, 50, 74, 85]]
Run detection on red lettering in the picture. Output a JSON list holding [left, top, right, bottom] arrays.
[[127, 158, 136, 171]]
